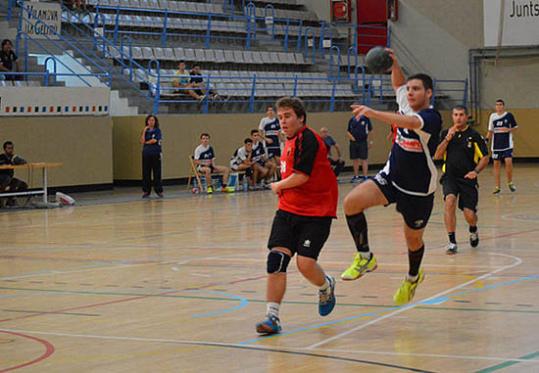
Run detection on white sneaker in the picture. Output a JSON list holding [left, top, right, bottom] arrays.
[[446, 243, 458, 255]]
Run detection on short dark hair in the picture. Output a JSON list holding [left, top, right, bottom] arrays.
[[496, 99, 505, 105], [266, 106, 274, 111], [250, 129, 259, 135], [145, 114, 159, 129], [275, 96, 307, 124], [1, 39, 12, 48], [3, 141, 13, 150], [178, 60, 185, 64], [452, 105, 468, 114], [407, 73, 433, 91], [200, 132, 210, 139], [244, 138, 253, 144]]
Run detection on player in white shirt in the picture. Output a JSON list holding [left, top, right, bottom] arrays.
[[193, 133, 233, 194]]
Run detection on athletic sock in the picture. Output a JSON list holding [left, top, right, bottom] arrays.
[[469, 225, 477, 233], [266, 302, 280, 318], [448, 232, 456, 244], [346, 212, 371, 256], [408, 245, 425, 279], [319, 276, 330, 293]]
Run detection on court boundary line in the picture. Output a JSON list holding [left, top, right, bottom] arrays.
[[1, 328, 538, 366], [305, 253, 522, 350]]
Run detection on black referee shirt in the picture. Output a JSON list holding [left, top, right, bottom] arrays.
[[440, 127, 488, 180]]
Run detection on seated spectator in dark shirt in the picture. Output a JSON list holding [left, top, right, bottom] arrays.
[[0, 141, 28, 206], [190, 65, 220, 100], [320, 127, 345, 176], [0, 39, 21, 81]]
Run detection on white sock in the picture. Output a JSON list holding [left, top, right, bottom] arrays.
[[360, 251, 371, 260], [319, 276, 330, 293], [407, 274, 419, 283], [266, 302, 280, 318]]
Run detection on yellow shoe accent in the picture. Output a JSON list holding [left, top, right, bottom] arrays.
[[341, 253, 377, 281], [223, 186, 236, 193], [393, 269, 424, 306], [207, 186, 213, 194]]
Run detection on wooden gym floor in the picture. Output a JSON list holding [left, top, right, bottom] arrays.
[[1, 164, 538, 372]]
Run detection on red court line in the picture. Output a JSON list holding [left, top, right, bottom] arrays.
[[0, 330, 55, 372]]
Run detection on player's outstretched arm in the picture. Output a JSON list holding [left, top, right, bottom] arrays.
[[351, 105, 422, 130]]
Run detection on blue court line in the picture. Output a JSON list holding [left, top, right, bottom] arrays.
[[190, 290, 249, 318], [421, 274, 539, 306], [240, 274, 539, 345], [475, 350, 539, 372]]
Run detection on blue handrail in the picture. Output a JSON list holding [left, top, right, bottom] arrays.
[[329, 45, 341, 80]]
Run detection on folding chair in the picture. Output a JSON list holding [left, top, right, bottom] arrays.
[[187, 155, 203, 192]]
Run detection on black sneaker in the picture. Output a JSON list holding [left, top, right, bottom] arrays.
[[470, 232, 479, 247]]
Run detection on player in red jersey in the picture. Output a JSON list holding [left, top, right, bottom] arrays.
[[255, 97, 339, 335]]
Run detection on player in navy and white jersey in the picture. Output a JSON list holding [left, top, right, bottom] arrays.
[[193, 133, 233, 194], [251, 129, 276, 189], [340, 49, 442, 306], [230, 138, 255, 187], [259, 106, 283, 180], [486, 99, 518, 194]]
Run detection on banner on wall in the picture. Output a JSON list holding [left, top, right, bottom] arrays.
[[484, 0, 539, 47], [0, 87, 110, 116], [23, 1, 62, 40]]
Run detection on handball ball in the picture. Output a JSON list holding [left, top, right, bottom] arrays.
[[191, 187, 200, 194], [365, 46, 393, 74]]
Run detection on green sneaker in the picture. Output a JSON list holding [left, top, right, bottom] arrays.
[[492, 187, 501, 195], [393, 269, 425, 306], [508, 182, 516, 192], [341, 253, 377, 281], [223, 186, 236, 193], [207, 186, 213, 194]]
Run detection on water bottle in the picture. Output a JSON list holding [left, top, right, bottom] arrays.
[[243, 175, 249, 192]]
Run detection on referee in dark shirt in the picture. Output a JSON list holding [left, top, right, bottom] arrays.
[[434, 105, 489, 255]]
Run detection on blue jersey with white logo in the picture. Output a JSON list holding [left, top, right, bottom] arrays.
[[488, 112, 517, 151], [259, 117, 281, 149], [194, 144, 215, 166], [348, 116, 372, 142]]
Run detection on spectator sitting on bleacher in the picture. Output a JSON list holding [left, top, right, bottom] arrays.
[[230, 138, 255, 188], [320, 127, 345, 176], [194, 133, 234, 194], [173, 61, 203, 101], [190, 65, 220, 100], [250, 129, 276, 189], [0, 39, 20, 81], [0, 141, 28, 207]]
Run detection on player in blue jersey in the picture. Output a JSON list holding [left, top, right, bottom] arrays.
[[193, 133, 234, 194], [486, 99, 518, 194], [259, 106, 283, 181], [340, 49, 442, 305]]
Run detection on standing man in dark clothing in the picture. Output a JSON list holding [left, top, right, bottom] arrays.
[[434, 105, 489, 255], [255, 97, 338, 335], [347, 113, 372, 182], [320, 127, 345, 176], [0, 39, 20, 81], [140, 114, 163, 198], [0, 141, 28, 206]]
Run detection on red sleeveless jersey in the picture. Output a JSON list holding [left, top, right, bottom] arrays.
[[278, 126, 338, 217]]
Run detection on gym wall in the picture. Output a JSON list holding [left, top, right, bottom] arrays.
[[0, 116, 113, 188], [112, 113, 393, 182]]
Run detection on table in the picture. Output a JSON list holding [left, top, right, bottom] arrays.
[[0, 162, 63, 204]]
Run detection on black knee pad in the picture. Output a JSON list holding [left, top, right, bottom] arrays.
[[267, 250, 291, 274]]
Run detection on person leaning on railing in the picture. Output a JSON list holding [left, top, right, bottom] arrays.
[[0, 141, 28, 207], [0, 39, 21, 81]]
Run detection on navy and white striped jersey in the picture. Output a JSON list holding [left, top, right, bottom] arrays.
[[259, 117, 281, 149], [251, 141, 267, 163], [488, 112, 518, 151], [194, 144, 215, 166], [380, 85, 442, 196]]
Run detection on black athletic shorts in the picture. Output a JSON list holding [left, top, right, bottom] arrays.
[[267, 147, 281, 159], [372, 172, 434, 230], [267, 210, 332, 260], [441, 175, 478, 212], [350, 141, 368, 160]]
